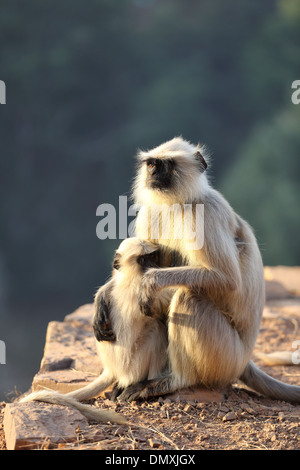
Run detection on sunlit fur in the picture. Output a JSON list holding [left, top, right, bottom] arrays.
[[20, 238, 170, 423], [120, 136, 300, 404]]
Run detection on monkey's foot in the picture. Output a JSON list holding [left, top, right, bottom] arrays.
[[110, 384, 125, 402], [118, 375, 174, 402], [117, 382, 149, 402]]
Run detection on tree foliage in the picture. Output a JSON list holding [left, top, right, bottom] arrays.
[[222, 106, 300, 265], [0, 0, 299, 313]]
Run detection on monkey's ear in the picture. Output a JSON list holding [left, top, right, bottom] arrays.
[[113, 253, 121, 270], [194, 151, 207, 173]]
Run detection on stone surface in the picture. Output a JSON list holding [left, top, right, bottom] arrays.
[[265, 280, 291, 300], [263, 298, 300, 318], [64, 303, 94, 324], [4, 402, 90, 450], [165, 387, 224, 403], [4, 268, 300, 450], [32, 305, 103, 394], [264, 266, 300, 297], [32, 370, 101, 394]]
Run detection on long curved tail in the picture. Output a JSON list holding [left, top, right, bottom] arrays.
[[239, 360, 300, 404], [20, 371, 127, 424], [255, 351, 295, 366]]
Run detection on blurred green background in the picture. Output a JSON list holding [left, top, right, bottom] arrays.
[[0, 0, 299, 399]]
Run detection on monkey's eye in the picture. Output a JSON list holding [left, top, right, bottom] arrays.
[[113, 253, 121, 270], [147, 159, 156, 170], [138, 256, 145, 266]]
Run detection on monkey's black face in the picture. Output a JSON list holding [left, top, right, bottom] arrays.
[[137, 250, 160, 272], [113, 249, 160, 273], [146, 158, 175, 191]]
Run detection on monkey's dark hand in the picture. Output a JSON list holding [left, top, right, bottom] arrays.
[[138, 269, 159, 317], [93, 297, 116, 342]]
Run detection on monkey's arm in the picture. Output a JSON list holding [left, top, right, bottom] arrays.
[[146, 266, 237, 289], [139, 254, 241, 317], [93, 279, 116, 341]]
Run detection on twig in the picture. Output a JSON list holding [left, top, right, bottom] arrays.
[[131, 423, 179, 450]]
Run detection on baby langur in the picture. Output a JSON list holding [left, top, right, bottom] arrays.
[[113, 136, 300, 404], [20, 238, 170, 423]]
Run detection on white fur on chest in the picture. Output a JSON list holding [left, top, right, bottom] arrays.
[[136, 204, 204, 261]]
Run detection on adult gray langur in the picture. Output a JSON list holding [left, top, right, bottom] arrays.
[[113, 136, 300, 403]]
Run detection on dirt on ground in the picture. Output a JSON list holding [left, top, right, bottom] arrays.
[[0, 302, 299, 451]]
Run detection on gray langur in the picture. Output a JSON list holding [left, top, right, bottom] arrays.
[[114, 136, 300, 403], [20, 238, 170, 423]]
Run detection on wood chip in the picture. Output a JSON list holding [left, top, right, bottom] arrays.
[[149, 438, 161, 448]]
